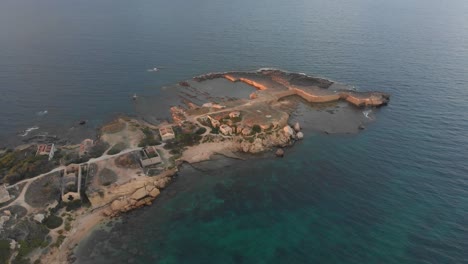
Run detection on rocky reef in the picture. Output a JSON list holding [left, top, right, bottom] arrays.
[[194, 69, 390, 107]]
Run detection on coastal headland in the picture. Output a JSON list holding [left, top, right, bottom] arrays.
[[0, 69, 389, 263]]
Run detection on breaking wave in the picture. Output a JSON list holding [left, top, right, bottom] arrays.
[[20, 126, 39, 137], [36, 110, 48, 116], [363, 109, 372, 119]]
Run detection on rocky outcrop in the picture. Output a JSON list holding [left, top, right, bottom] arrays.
[[179, 81, 190, 87], [296, 132, 304, 140], [87, 169, 176, 217], [170, 106, 186, 124], [293, 122, 301, 132], [237, 127, 294, 154], [199, 70, 390, 108], [275, 148, 284, 157], [283, 125, 295, 138]]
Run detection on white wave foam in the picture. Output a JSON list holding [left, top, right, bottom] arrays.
[[363, 110, 372, 119], [36, 110, 48, 116], [147, 67, 161, 72], [256, 67, 280, 72], [20, 126, 39, 137]]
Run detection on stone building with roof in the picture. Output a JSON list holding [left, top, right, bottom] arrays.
[[159, 126, 175, 141]]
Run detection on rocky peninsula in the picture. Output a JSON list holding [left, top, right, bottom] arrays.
[[0, 69, 389, 264]]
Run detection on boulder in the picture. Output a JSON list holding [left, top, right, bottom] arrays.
[[358, 124, 365, 130], [293, 122, 301, 132], [154, 178, 170, 189], [283, 125, 295, 137], [241, 141, 250, 152], [33, 214, 45, 223], [111, 199, 128, 212], [131, 187, 148, 200], [250, 138, 265, 153], [149, 188, 160, 198], [145, 185, 155, 193], [275, 148, 284, 157], [296, 132, 304, 140], [241, 127, 252, 136], [3, 210, 11, 216], [10, 240, 17, 250], [179, 81, 190, 87]]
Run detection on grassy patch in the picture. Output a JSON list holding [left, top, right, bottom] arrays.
[[138, 127, 161, 147], [0, 239, 11, 264], [0, 148, 58, 185], [98, 168, 117, 186], [108, 143, 127, 155], [88, 141, 110, 158]]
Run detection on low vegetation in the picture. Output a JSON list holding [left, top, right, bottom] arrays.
[[98, 168, 117, 186], [195, 127, 207, 135], [0, 148, 58, 185], [43, 215, 63, 229], [138, 127, 161, 147], [252, 124, 262, 133], [88, 141, 110, 158], [0, 239, 11, 264], [107, 143, 127, 155], [12, 220, 49, 264]]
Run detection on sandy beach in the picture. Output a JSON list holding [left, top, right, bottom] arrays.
[[180, 141, 238, 163], [42, 207, 107, 264]]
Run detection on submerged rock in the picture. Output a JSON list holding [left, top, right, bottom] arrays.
[[276, 148, 284, 157], [296, 132, 304, 140], [293, 122, 301, 132]]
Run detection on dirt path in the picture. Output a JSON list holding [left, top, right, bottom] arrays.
[[0, 147, 141, 211]]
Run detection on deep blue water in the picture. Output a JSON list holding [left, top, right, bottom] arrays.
[[1, 0, 468, 263]]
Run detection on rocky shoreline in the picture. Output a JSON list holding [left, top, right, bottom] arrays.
[[0, 69, 389, 264]]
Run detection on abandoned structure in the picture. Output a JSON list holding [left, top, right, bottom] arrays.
[[219, 124, 233, 135], [36, 144, 56, 161], [139, 146, 163, 167], [159, 126, 175, 141], [61, 164, 81, 202], [79, 139, 94, 156]]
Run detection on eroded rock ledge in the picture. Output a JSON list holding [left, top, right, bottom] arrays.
[[87, 169, 177, 217], [194, 69, 390, 107]]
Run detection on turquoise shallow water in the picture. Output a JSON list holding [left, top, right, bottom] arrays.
[[1, 0, 468, 263]]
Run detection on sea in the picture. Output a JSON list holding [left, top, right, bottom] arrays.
[[1, 0, 468, 263]]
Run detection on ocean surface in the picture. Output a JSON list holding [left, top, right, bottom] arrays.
[[1, 0, 468, 263]]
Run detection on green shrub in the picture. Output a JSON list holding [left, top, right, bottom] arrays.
[[44, 215, 63, 229], [0, 239, 11, 264], [89, 141, 110, 158], [195, 127, 207, 135], [108, 143, 126, 155], [64, 221, 71, 231], [211, 127, 219, 134], [139, 127, 161, 147], [252, 125, 261, 133], [65, 200, 82, 211], [52, 235, 66, 248]]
